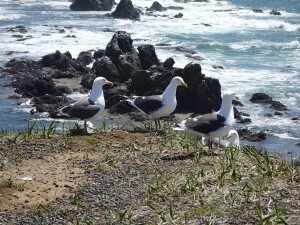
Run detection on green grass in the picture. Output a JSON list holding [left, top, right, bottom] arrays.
[[0, 123, 298, 224]]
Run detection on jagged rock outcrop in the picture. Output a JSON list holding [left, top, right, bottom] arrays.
[[138, 45, 160, 70], [250, 93, 287, 111], [111, 0, 140, 20], [146, 1, 165, 11], [70, 0, 114, 11]]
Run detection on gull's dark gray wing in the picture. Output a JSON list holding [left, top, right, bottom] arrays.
[[59, 98, 101, 120], [184, 113, 226, 134], [132, 96, 163, 114]]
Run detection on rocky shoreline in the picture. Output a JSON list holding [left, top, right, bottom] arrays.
[[0, 0, 296, 144], [2, 27, 296, 143]]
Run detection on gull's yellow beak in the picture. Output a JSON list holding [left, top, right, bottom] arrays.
[[106, 81, 113, 86], [225, 135, 232, 140], [181, 82, 188, 88], [235, 96, 239, 100]]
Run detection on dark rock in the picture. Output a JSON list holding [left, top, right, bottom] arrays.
[[146, 1, 165, 11], [174, 13, 183, 18], [250, 93, 273, 103], [64, 35, 77, 38], [108, 102, 135, 114], [105, 31, 135, 58], [103, 28, 117, 33], [270, 10, 281, 15], [81, 73, 97, 90], [270, 101, 287, 111], [93, 49, 105, 59], [70, 0, 114, 11], [238, 128, 267, 142], [234, 107, 251, 124], [250, 92, 287, 111], [111, 0, 140, 20], [77, 51, 93, 66], [155, 43, 172, 47], [252, 9, 263, 13], [5, 25, 29, 33], [212, 65, 224, 69], [291, 117, 299, 121], [11, 77, 71, 98], [175, 46, 197, 54], [166, 6, 184, 10], [40, 50, 86, 73], [105, 31, 142, 81], [51, 71, 77, 79], [105, 83, 129, 108], [185, 54, 204, 61], [92, 56, 120, 82], [33, 95, 71, 113], [129, 70, 153, 95], [163, 57, 175, 68], [274, 111, 283, 116], [264, 113, 273, 117], [232, 99, 244, 107], [201, 23, 212, 27], [138, 45, 160, 70], [177, 63, 221, 114]]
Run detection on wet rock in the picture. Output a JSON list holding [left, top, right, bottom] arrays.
[[291, 117, 299, 121], [77, 51, 93, 66], [252, 9, 263, 13], [250, 93, 273, 103], [93, 49, 105, 59], [167, 6, 184, 10], [70, 0, 114, 11], [174, 13, 183, 18], [201, 23, 212, 27], [5, 25, 29, 33], [238, 128, 267, 142], [250, 92, 287, 111], [64, 34, 77, 38], [185, 54, 204, 61], [233, 99, 244, 107], [81, 73, 97, 90], [105, 31, 142, 81], [274, 111, 283, 116], [175, 46, 197, 54], [92, 56, 120, 82], [110, 0, 140, 20], [212, 65, 224, 69], [33, 95, 72, 113], [146, 1, 165, 11], [138, 45, 160, 70], [105, 83, 129, 108], [40, 50, 86, 73], [128, 70, 153, 95], [270, 10, 281, 16], [11, 77, 71, 98], [163, 57, 175, 68], [177, 63, 221, 114], [270, 101, 287, 111], [264, 113, 273, 117], [234, 107, 251, 124]]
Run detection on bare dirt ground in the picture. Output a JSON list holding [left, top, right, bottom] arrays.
[[0, 129, 299, 224]]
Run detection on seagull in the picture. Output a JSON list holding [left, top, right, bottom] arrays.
[[174, 91, 238, 150], [224, 130, 240, 149], [122, 76, 188, 130], [51, 77, 113, 133]]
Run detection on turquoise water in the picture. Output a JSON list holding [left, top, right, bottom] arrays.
[[0, 0, 299, 154]]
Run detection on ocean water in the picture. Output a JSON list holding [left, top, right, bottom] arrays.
[[0, 0, 299, 154]]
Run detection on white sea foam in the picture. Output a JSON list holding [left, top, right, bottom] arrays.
[[273, 133, 300, 140]]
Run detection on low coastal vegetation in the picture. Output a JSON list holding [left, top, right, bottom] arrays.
[[0, 122, 299, 224]]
